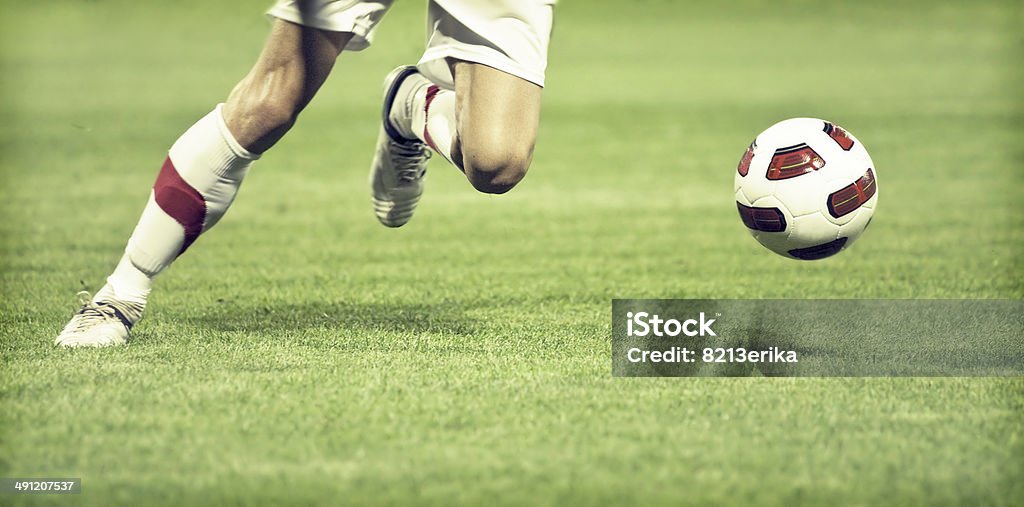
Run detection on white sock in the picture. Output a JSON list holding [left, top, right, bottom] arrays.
[[407, 83, 458, 165], [97, 253, 153, 305], [388, 77, 423, 141], [100, 104, 258, 303]]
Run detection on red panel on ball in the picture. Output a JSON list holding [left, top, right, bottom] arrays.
[[823, 122, 855, 151], [766, 144, 825, 180], [827, 168, 877, 218], [737, 142, 754, 176]]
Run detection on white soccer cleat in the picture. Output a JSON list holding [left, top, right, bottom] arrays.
[[370, 66, 432, 228], [55, 291, 144, 348]]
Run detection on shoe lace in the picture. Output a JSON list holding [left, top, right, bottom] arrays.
[[69, 291, 136, 331], [393, 141, 431, 183]]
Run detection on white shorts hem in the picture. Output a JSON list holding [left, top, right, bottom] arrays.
[[266, 6, 375, 51], [417, 45, 546, 91]]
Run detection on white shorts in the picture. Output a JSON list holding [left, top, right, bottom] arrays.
[[267, 0, 555, 89]]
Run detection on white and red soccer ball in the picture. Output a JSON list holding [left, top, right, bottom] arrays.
[[735, 118, 878, 260]]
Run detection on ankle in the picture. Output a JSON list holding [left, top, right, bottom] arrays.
[[389, 75, 429, 140], [100, 254, 153, 304]]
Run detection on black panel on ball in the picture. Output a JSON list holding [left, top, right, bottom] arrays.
[[787, 237, 849, 260]]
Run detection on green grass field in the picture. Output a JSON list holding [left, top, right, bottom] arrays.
[[2, 0, 1022, 505]]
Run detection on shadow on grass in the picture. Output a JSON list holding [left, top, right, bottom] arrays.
[[185, 299, 482, 337]]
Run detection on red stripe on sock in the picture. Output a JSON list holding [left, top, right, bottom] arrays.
[[153, 157, 206, 255], [422, 85, 442, 153]]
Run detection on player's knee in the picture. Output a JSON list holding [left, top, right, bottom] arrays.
[[463, 142, 533, 195]]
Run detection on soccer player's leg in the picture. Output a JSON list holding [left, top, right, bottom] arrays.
[[380, 61, 540, 194], [449, 60, 542, 194], [370, 0, 552, 227], [55, 20, 352, 348]]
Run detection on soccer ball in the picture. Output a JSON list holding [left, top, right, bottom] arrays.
[[734, 118, 878, 260]]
